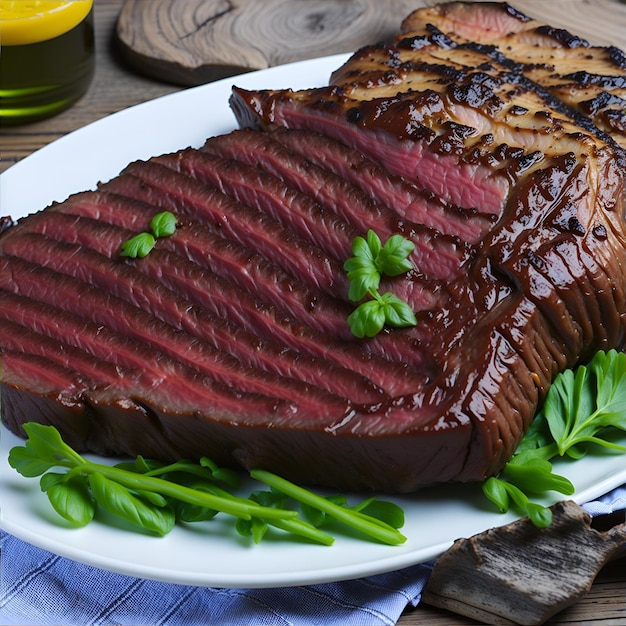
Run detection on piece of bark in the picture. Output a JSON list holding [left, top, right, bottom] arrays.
[[422, 500, 626, 626]]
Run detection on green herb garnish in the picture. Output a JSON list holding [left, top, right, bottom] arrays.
[[120, 232, 156, 258], [347, 291, 417, 338], [8, 422, 406, 546], [344, 230, 417, 337], [251, 469, 406, 546], [150, 211, 177, 238], [120, 210, 177, 258], [482, 349, 626, 527]]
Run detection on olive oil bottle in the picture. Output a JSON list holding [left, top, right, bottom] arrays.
[[0, 1, 95, 125]]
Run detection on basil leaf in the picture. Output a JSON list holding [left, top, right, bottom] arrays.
[[134, 489, 169, 507], [42, 473, 95, 527], [120, 233, 155, 258], [344, 231, 417, 337], [346, 267, 380, 302], [503, 459, 574, 495], [300, 495, 347, 527], [353, 499, 405, 530], [10, 422, 408, 546], [365, 230, 382, 258], [348, 300, 386, 338], [482, 477, 510, 513], [377, 234, 415, 276], [9, 423, 86, 476], [87, 473, 175, 536], [513, 415, 553, 455], [172, 491, 219, 523], [8, 445, 57, 477], [150, 211, 177, 238], [199, 457, 240, 489], [526, 502, 553, 528], [542, 350, 626, 456], [235, 516, 269, 543], [380, 293, 418, 328]]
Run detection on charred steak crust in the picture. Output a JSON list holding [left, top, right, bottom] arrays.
[[399, 1, 626, 153], [2, 2, 626, 493]]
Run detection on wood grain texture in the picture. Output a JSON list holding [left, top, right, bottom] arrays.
[[115, 0, 626, 86], [0, 2, 625, 624], [422, 501, 626, 625], [115, 0, 430, 85]]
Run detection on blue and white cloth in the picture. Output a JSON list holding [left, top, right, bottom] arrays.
[[2, 486, 624, 626]]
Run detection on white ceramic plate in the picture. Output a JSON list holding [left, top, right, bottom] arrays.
[[1, 55, 626, 589]]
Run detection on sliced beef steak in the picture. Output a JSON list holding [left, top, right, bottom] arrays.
[[2, 3, 626, 493]]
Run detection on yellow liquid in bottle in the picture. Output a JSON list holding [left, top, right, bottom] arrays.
[[0, 1, 95, 125]]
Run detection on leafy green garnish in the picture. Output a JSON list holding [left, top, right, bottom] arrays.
[[482, 349, 626, 527], [119, 232, 156, 258], [120, 210, 177, 258], [344, 230, 417, 337], [543, 348, 626, 457], [347, 290, 417, 338], [150, 211, 177, 238], [8, 423, 406, 546], [251, 470, 406, 546]]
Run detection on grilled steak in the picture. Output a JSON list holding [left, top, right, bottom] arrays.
[[2, 2, 626, 492], [400, 1, 626, 151]]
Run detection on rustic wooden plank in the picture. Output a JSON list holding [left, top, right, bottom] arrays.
[[401, 557, 626, 625]]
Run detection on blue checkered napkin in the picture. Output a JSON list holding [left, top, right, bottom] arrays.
[[0, 533, 431, 626]]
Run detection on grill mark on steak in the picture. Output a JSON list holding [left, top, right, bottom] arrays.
[[0, 313, 120, 389], [57, 191, 416, 359], [138, 250, 428, 395], [169, 147, 358, 261], [16, 193, 427, 397], [400, 1, 626, 151], [202, 128, 489, 248], [1, 254, 355, 424], [326, 43, 615, 162], [0, 350, 96, 444], [157, 147, 470, 281], [103, 162, 347, 298], [53, 191, 358, 336], [158, 229, 435, 371], [3, 227, 387, 406], [232, 23, 623, 205], [230, 84, 513, 214], [268, 127, 497, 242]]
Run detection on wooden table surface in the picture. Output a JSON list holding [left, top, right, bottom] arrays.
[[1, 1, 625, 624]]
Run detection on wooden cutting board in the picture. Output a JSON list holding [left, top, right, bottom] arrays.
[[115, 0, 626, 86]]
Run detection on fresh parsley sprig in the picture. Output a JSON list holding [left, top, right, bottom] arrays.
[[344, 230, 417, 338], [120, 211, 177, 258], [8, 422, 406, 546], [482, 349, 626, 527]]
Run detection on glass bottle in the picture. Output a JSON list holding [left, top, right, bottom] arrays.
[[0, 0, 95, 126]]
